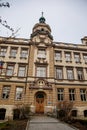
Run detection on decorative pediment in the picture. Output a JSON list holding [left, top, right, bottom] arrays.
[[29, 79, 52, 90]]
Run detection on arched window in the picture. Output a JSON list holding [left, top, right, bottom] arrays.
[[0, 108, 6, 120], [84, 110, 87, 117], [71, 110, 77, 117]]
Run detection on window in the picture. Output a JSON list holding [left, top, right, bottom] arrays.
[[83, 55, 87, 63], [67, 68, 74, 80], [20, 48, 28, 59], [71, 110, 77, 117], [74, 53, 80, 63], [10, 48, 17, 58], [18, 66, 26, 77], [57, 88, 64, 101], [0, 47, 7, 57], [15, 87, 23, 100], [65, 53, 71, 62], [37, 49, 46, 59], [2, 86, 10, 99], [80, 89, 87, 101], [6, 64, 14, 76], [69, 89, 75, 101], [56, 68, 63, 79], [36, 66, 46, 77], [77, 69, 84, 80], [55, 52, 61, 61]]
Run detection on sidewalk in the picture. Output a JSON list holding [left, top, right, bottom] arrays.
[[26, 116, 78, 130]]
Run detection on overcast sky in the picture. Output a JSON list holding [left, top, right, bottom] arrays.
[[0, 0, 87, 44]]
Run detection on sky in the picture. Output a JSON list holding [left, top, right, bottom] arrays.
[[0, 0, 87, 44]]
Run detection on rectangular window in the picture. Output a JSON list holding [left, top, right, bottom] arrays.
[[20, 48, 28, 59], [15, 87, 23, 100], [55, 52, 61, 61], [80, 89, 87, 101], [36, 66, 46, 77], [69, 89, 75, 101], [83, 55, 87, 63], [57, 88, 64, 101], [37, 49, 46, 59], [2, 86, 10, 99], [6, 64, 14, 76], [77, 69, 84, 80], [67, 68, 74, 80], [0, 47, 7, 57], [74, 54, 80, 63], [65, 53, 71, 62], [10, 48, 17, 58], [18, 66, 26, 77], [56, 68, 63, 79]]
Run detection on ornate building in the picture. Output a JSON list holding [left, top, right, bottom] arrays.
[[0, 15, 87, 120]]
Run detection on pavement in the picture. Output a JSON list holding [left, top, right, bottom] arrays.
[[26, 116, 78, 130]]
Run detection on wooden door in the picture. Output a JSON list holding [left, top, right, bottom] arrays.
[[36, 93, 44, 113]]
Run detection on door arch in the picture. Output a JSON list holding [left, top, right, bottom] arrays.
[[35, 92, 45, 113]]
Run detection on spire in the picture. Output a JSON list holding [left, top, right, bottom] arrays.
[[39, 12, 46, 23]]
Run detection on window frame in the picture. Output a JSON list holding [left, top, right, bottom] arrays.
[[18, 65, 26, 77], [6, 64, 14, 76], [15, 86, 23, 100], [57, 88, 64, 101], [2, 85, 11, 99], [74, 53, 81, 63], [65, 52, 71, 62], [67, 68, 74, 80], [10, 47, 17, 58], [36, 66, 47, 77], [37, 49, 46, 59], [77, 68, 84, 81], [69, 88, 75, 101], [0, 47, 7, 57], [80, 89, 87, 101], [55, 51, 62, 61], [20, 48, 28, 59], [56, 67, 63, 80]]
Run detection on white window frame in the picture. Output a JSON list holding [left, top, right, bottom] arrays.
[[77, 69, 84, 80], [2, 86, 10, 99], [20, 49, 28, 59], [74, 54, 80, 63], [80, 89, 87, 101], [37, 49, 46, 59], [67, 68, 74, 80], [6, 65, 14, 76], [18, 66, 26, 77], [69, 89, 75, 101], [36, 66, 46, 77], [15, 87, 23, 100], [56, 68, 63, 79], [0, 47, 7, 57], [65, 53, 71, 62], [55, 52, 61, 61], [10, 48, 17, 58], [57, 88, 64, 101]]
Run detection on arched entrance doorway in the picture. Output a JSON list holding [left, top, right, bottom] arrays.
[[35, 92, 45, 113]]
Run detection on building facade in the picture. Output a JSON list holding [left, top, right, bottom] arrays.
[[0, 16, 87, 120]]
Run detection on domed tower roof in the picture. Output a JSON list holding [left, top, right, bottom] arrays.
[[39, 12, 46, 23], [31, 12, 53, 41]]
